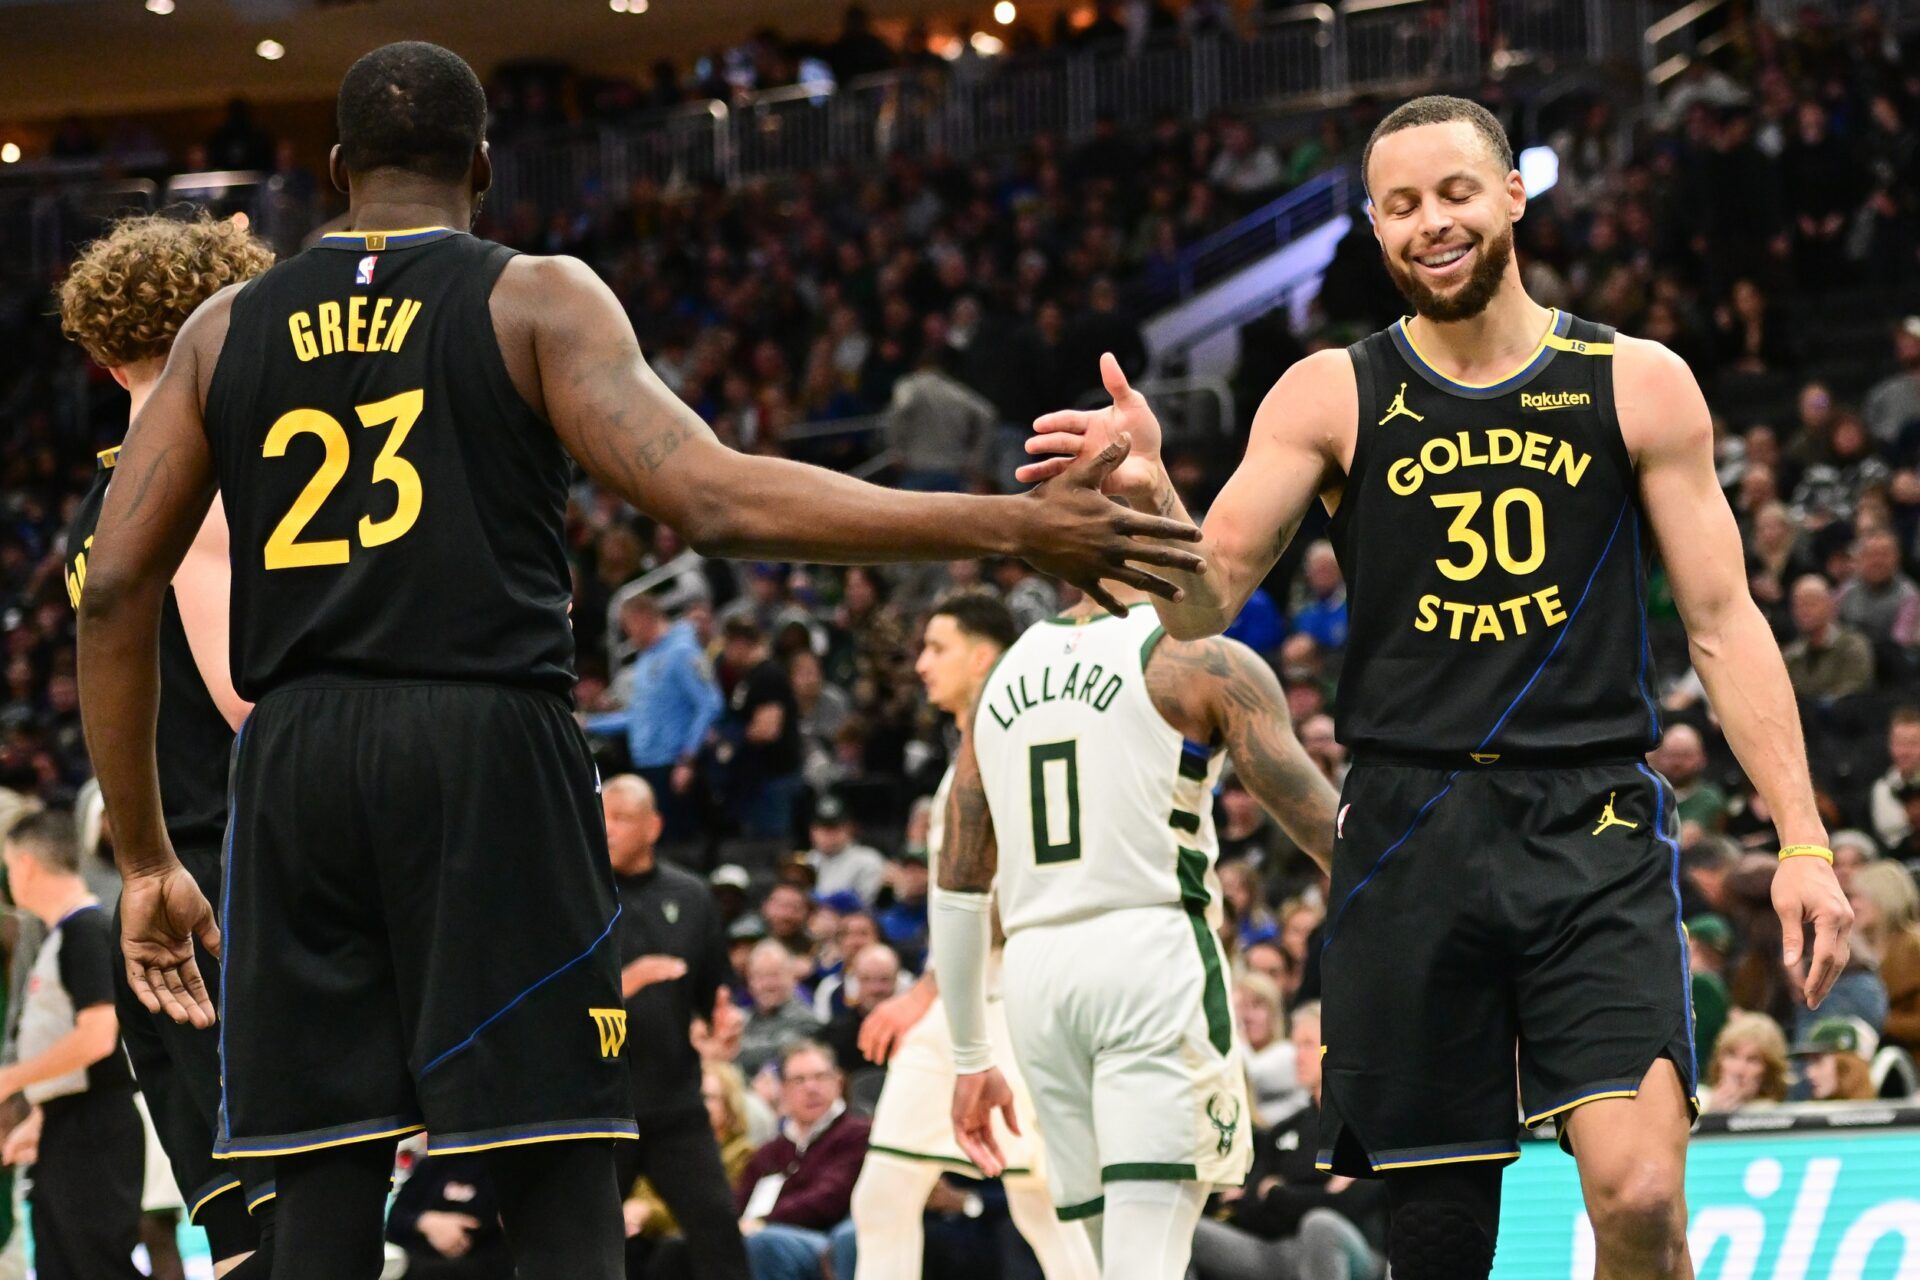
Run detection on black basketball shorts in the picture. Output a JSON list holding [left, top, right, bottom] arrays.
[[213, 681, 636, 1160], [112, 867, 273, 1222], [1316, 759, 1698, 1177]]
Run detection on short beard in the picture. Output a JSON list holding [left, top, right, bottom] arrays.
[[1382, 222, 1514, 323]]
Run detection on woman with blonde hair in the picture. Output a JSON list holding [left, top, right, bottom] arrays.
[[1701, 1011, 1790, 1112], [1848, 859, 1920, 1054]]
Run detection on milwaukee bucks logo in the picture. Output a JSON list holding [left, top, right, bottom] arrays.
[[1206, 1092, 1242, 1156]]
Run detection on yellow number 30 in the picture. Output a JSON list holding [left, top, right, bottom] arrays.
[[263, 388, 425, 570]]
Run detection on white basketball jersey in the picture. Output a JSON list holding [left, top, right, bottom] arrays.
[[973, 610, 1225, 935]]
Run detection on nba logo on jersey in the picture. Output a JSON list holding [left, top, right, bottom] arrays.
[[355, 254, 378, 286]]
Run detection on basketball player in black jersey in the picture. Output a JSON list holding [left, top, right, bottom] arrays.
[[1019, 96, 1852, 1279], [74, 42, 1200, 1280], [58, 215, 276, 1279]]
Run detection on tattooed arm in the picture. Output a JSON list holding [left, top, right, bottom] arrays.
[[499, 256, 1202, 613], [1146, 632, 1339, 873], [75, 287, 235, 1028]]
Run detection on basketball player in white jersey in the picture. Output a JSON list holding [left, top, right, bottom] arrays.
[[850, 592, 1098, 1280], [932, 587, 1339, 1280]]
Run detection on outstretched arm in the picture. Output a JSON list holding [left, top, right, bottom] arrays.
[[928, 716, 1017, 1175], [1019, 352, 1347, 637], [76, 289, 235, 1029], [1623, 336, 1851, 1007], [515, 257, 1202, 615], [1146, 634, 1340, 872]]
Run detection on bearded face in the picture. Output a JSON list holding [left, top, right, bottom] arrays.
[[1379, 217, 1515, 323]]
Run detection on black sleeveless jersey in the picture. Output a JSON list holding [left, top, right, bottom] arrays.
[[203, 229, 574, 700], [1326, 309, 1661, 763], [66, 448, 234, 854]]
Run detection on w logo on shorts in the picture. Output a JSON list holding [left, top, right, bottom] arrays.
[[589, 1007, 628, 1058], [1206, 1092, 1242, 1156]]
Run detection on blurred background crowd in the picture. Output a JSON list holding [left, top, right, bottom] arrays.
[[6, 0, 1920, 1276]]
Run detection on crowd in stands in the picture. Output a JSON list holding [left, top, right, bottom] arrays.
[[6, 1, 1920, 1275]]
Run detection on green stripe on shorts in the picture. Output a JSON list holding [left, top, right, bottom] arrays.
[[1103, 1162, 1198, 1181], [1057, 1195, 1106, 1220], [1177, 847, 1232, 1056]]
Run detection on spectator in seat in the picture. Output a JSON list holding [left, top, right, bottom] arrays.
[[810, 908, 881, 1019], [760, 883, 817, 960], [1783, 575, 1875, 700], [1221, 861, 1278, 949], [1700, 1011, 1790, 1112], [1833, 830, 1878, 894], [739, 940, 826, 1080], [1792, 408, 1889, 529], [386, 1153, 509, 1279], [1793, 1018, 1879, 1103], [1686, 913, 1735, 1060], [735, 1041, 868, 1280], [1289, 542, 1349, 651], [1649, 724, 1730, 835], [804, 796, 887, 908], [1299, 714, 1347, 789], [1190, 1002, 1386, 1280], [585, 594, 723, 843], [1233, 973, 1300, 1121], [1848, 860, 1920, 1056], [1207, 118, 1285, 202], [1871, 707, 1920, 848], [1865, 317, 1920, 446], [876, 849, 931, 970], [1681, 835, 1740, 917], [1059, 277, 1147, 403], [1837, 530, 1920, 648], [1216, 777, 1278, 869], [822, 943, 903, 1074]]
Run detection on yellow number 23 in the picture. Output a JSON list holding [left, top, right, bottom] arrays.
[[262, 388, 425, 570]]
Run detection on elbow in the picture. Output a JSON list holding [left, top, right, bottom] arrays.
[[678, 490, 749, 558], [1162, 613, 1225, 642]]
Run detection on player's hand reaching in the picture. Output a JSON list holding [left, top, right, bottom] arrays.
[[1773, 854, 1854, 1009], [858, 981, 936, 1065], [951, 1067, 1020, 1178], [1021, 432, 1202, 617], [1018, 353, 1166, 497], [120, 860, 219, 1028], [621, 954, 688, 997]]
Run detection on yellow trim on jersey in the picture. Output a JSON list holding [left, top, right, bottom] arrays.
[[97, 446, 121, 469], [1397, 309, 1559, 389], [1372, 1149, 1520, 1172], [319, 226, 454, 240], [426, 1129, 640, 1156], [1543, 332, 1614, 355], [213, 1123, 426, 1158], [188, 1179, 243, 1222], [1524, 1088, 1638, 1127]]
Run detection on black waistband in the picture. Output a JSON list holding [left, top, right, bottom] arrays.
[[1351, 746, 1647, 771]]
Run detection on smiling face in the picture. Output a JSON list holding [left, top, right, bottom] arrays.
[[1366, 119, 1524, 323]]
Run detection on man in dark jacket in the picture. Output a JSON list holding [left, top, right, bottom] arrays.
[[605, 774, 750, 1280], [1191, 1003, 1387, 1280], [735, 1041, 869, 1280], [386, 1152, 510, 1279]]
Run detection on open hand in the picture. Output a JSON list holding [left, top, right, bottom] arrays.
[[1773, 854, 1853, 1008], [858, 983, 934, 1065], [1021, 433, 1202, 616], [120, 862, 220, 1028], [1017, 353, 1165, 494]]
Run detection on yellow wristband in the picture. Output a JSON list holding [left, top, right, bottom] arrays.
[[1778, 844, 1834, 864]]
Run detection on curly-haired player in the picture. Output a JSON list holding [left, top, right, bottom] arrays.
[[59, 213, 275, 1279]]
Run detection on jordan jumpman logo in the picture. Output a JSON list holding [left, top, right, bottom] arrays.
[[1591, 792, 1639, 836], [1378, 381, 1424, 426]]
